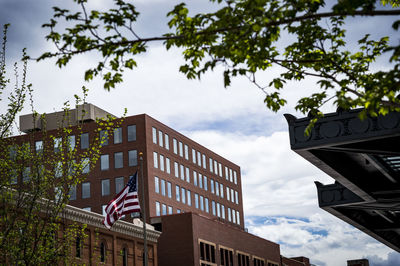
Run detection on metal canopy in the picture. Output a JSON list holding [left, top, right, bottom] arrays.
[[285, 108, 400, 252]]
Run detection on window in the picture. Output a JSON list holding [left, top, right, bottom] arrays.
[[167, 182, 172, 198], [232, 209, 236, 224], [218, 163, 223, 177], [55, 161, 62, 178], [159, 130, 164, 147], [228, 208, 232, 222], [174, 162, 179, 178], [227, 187, 230, 201], [153, 152, 158, 168], [199, 240, 216, 264], [200, 195, 204, 211], [181, 187, 186, 204], [195, 193, 199, 209], [54, 137, 62, 152], [180, 164, 184, 180], [231, 189, 235, 203], [122, 247, 128, 266], [187, 190, 191, 206], [160, 154, 165, 171], [199, 174, 203, 189], [165, 134, 169, 150], [166, 158, 171, 174], [162, 204, 167, 215], [154, 176, 160, 194], [229, 168, 233, 182], [184, 144, 189, 160], [82, 182, 90, 199], [82, 158, 90, 174], [161, 179, 166, 196], [253, 257, 265, 266], [114, 127, 122, 144], [173, 138, 178, 154], [69, 185, 77, 200], [75, 236, 82, 258], [237, 252, 250, 266], [152, 127, 157, 144], [115, 177, 124, 194], [225, 166, 229, 180], [197, 151, 201, 167], [234, 171, 237, 184], [127, 124, 136, 142], [101, 154, 109, 170], [212, 201, 216, 215], [204, 176, 208, 191], [220, 247, 234, 266], [168, 206, 173, 214], [100, 242, 106, 263], [202, 154, 206, 169], [127, 150, 137, 167], [100, 130, 108, 146], [237, 211, 240, 225], [83, 207, 91, 212], [235, 191, 239, 204], [214, 161, 218, 175], [114, 152, 123, 169], [177, 209, 181, 214], [35, 140, 43, 153], [215, 181, 219, 196], [81, 133, 89, 149], [193, 171, 198, 186], [68, 135, 75, 150], [185, 167, 190, 183], [210, 179, 214, 194], [102, 179, 110, 196], [205, 198, 209, 213], [217, 203, 220, 217], [179, 141, 183, 157], [209, 158, 213, 173], [102, 205, 107, 216], [220, 183, 224, 198], [192, 149, 196, 164], [156, 201, 160, 216], [176, 185, 180, 202], [221, 205, 225, 219]]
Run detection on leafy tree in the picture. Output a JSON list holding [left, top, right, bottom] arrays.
[[39, 0, 400, 129], [0, 24, 116, 264]]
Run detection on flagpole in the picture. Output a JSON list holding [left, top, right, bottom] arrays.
[[139, 152, 148, 266]]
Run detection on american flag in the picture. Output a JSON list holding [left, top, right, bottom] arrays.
[[103, 172, 140, 229]]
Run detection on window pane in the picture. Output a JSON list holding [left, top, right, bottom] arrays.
[[100, 130, 108, 146], [161, 179, 166, 196], [197, 152, 201, 167], [82, 182, 90, 199], [82, 158, 90, 174], [237, 211, 240, 225], [115, 177, 124, 194], [221, 205, 225, 219], [228, 207, 232, 221], [68, 135, 75, 150], [164, 134, 169, 150], [69, 185, 77, 200], [35, 140, 43, 153], [160, 154, 165, 171], [184, 144, 189, 160], [129, 150, 137, 166], [168, 206, 173, 214], [173, 138, 177, 154], [154, 176, 159, 193], [204, 176, 208, 191], [114, 127, 122, 144], [114, 152, 123, 169], [195, 194, 199, 209], [192, 149, 196, 164], [220, 183, 224, 198], [212, 201, 216, 215], [54, 137, 62, 152], [179, 142, 183, 157], [156, 202, 160, 216], [174, 162, 179, 178], [235, 191, 239, 204], [162, 204, 167, 215], [202, 154, 206, 169], [187, 190, 191, 206], [193, 171, 197, 186], [185, 167, 190, 183], [200, 195, 204, 211], [205, 198, 209, 213], [210, 179, 214, 194], [55, 161, 63, 178], [152, 127, 157, 144], [102, 179, 110, 196], [167, 182, 172, 198], [225, 166, 229, 180], [180, 165, 184, 180], [199, 174, 203, 189], [153, 152, 158, 168], [209, 158, 213, 172], [227, 187, 230, 201], [166, 158, 171, 174], [234, 171, 237, 184], [215, 181, 219, 196], [81, 133, 89, 149], [101, 154, 109, 170], [175, 185, 180, 201], [159, 130, 163, 147]]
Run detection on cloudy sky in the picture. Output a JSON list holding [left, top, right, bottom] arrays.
[[1, 1, 399, 265]]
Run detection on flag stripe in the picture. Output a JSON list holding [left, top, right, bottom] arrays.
[[103, 172, 140, 229]]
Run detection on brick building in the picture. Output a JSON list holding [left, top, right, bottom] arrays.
[[15, 103, 310, 265]]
